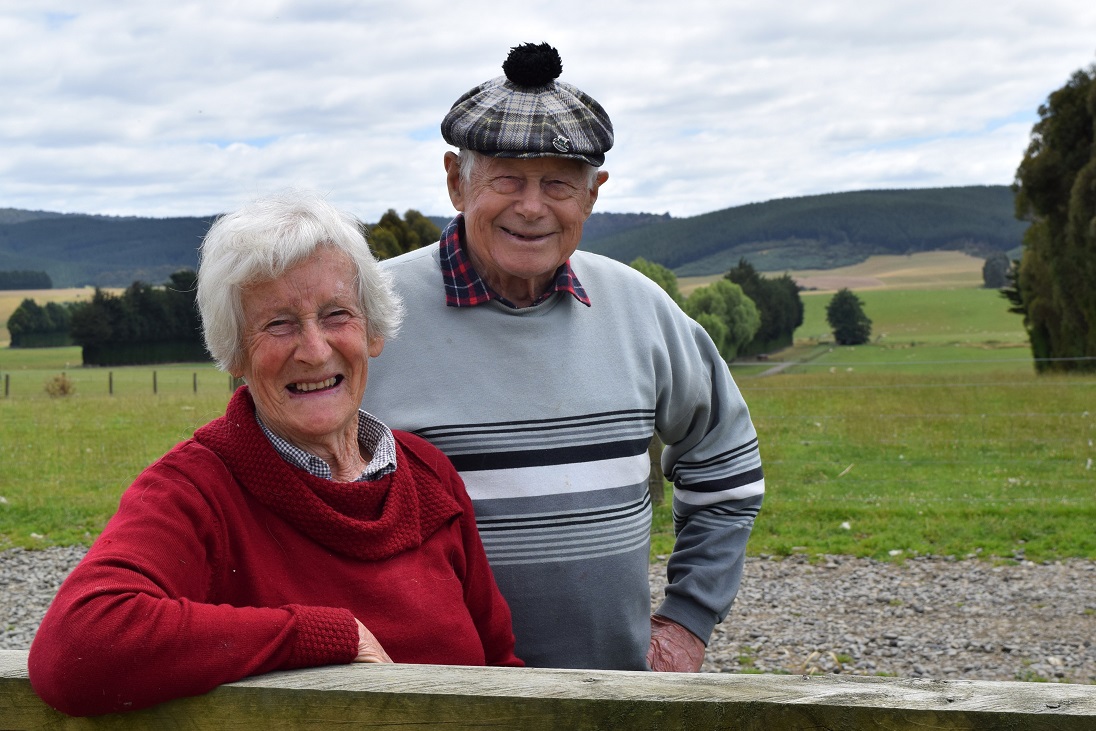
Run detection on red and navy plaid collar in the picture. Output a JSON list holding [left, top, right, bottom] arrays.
[[439, 214, 591, 309]]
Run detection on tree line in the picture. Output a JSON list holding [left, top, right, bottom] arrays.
[[68, 270, 207, 366], [0, 269, 52, 289], [7, 211, 440, 364], [7, 299, 73, 347], [12, 205, 873, 366], [7, 270, 208, 364], [631, 257, 814, 360], [4, 185, 1027, 288], [364, 209, 440, 260]]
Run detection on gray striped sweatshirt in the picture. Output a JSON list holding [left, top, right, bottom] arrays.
[[364, 244, 764, 670]]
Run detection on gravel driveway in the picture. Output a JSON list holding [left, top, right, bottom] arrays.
[[3, 546, 1094, 684], [654, 553, 1096, 684]]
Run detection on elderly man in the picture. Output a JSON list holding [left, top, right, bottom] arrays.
[[365, 43, 764, 672]]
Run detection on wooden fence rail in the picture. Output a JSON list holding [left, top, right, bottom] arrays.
[[2, 650, 1094, 730]]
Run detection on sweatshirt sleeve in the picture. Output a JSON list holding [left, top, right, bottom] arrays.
[[433, 452, 522, 667], [652, 310, 765, 644], [27, 451, 359, 717]]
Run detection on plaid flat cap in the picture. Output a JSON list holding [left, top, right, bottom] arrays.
[[441, 43, 613, 167]]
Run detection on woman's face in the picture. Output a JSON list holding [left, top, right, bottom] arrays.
[[233, 247, 382, 449]]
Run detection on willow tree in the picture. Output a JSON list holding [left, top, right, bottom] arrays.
[[1012, 63, 1096, 372], [683, 280, 760, 361], [629, 257, 684, 306]]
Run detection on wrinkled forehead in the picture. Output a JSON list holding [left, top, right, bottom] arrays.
[[476, 154, 592, 182], [238, 249, 359, 308]]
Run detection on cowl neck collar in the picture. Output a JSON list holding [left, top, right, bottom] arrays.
[[194, 387, 461, 561]]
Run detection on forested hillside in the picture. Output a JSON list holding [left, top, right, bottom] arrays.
[[584, 185, 1026, 275], [0, 185, 1025, 286], [0, 209, 214, 288], [427, 211, 674, 243]]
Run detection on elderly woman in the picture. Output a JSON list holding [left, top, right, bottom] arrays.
[[28, 191, 521, 717]]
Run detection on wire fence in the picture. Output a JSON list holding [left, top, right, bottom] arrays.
[[0, 367, 240, 399]]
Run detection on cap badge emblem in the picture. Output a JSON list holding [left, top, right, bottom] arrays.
[[552, 134, 572, 153]]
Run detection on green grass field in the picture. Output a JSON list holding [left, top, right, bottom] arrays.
[[795, 286, 1027, 346], [782, 287, 1034, 377], [1, 392, 231, 545], [0, 346, 229, 400], [2, 261, 1094, 564], [735, 371, 1094, 562]]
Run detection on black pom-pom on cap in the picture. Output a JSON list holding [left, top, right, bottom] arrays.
[[441, 40, 612, 166], [502, 42, 563, 88]]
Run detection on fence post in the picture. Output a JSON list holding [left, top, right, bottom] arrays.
[[193, 372, 198, 394], [4, 373, 8, 398], [109, 371, 113, 396], [153, 371, 158, 395], [648, 436, 665, 506]]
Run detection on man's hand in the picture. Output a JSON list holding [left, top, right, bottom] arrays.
[[354, 619, 393, 663], [646, 615, 705, 672]]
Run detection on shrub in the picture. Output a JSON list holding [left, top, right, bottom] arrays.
[[44, 373, 76, 398]]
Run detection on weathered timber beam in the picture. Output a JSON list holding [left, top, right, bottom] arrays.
[[2, 649, 1093, 730]]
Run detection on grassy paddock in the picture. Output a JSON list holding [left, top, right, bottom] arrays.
[[3, 264, 1092, 563], [0, 345, 85, 371], [0, 361, 229, 399], [1, 392, 231, 547], [661, 267, 1090, 564], [649, 370, 1094, 562], [788, 250, 987, 291], [0, 345, 226, 399], [677, 250, 988, 297], [730, 370, 1094, 563], [4, 364, 1093, 562], [724, 285, 1031, 380], [795, 286, 1027, 346]]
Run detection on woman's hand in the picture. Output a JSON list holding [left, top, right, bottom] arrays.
[[354, 619, 394, 663]]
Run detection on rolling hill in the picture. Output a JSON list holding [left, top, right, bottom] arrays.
[[0, 185, 1027, 287], [582, 185, 1026, 275], [0, 208, 215, 288]]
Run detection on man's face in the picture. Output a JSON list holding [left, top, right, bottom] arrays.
[[445, 153, 608, 304]]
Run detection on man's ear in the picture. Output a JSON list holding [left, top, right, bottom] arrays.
[[444, 152, 465, 211], [583, 169, 609, 217]]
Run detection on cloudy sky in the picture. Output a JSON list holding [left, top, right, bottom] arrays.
[[2, 1, 1095, 221]]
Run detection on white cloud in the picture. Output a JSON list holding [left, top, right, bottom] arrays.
[[1, 0, 1094, 219]]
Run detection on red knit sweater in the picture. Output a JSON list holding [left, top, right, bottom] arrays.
[[28, 388, 521, 717]]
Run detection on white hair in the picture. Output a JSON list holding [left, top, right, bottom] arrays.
[[196, 190, 403, 373]]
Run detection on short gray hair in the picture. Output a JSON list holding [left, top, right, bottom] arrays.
[[456, 149, 600, 189], [196, 190, 403, 373]]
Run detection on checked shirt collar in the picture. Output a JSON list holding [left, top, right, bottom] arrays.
[[439, 214, 591, 309], [257, 410, 397, 483]]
